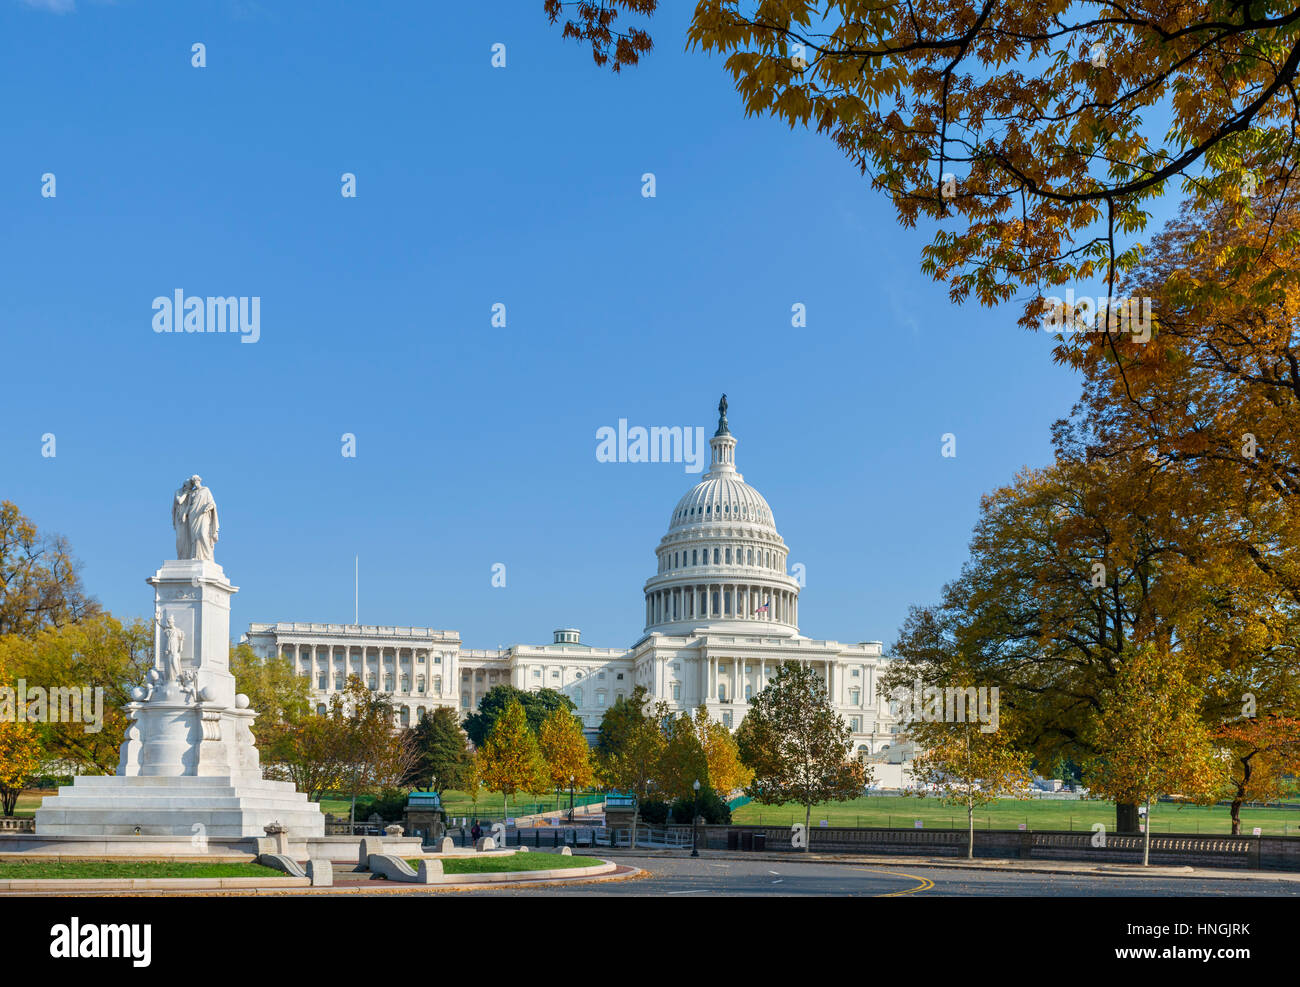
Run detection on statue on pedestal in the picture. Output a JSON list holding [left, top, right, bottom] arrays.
[[170, 475, 220, 561]]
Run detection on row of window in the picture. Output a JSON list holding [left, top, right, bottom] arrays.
[[658, 545, 785, 573], [674, 501, 769, 525], [292, 650, 446, 664]]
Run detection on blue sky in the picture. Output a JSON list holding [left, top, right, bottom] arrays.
[[2, 0, 1096, 652]]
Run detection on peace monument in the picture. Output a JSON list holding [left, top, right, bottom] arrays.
[[34, 478, 325, 839]]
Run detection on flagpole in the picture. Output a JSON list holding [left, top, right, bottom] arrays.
[[354, 554, 358, 625]]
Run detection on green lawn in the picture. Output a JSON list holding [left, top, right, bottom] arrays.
[[405, 852, 596, 874], [731, 796, 1300, 835], [320, 789, 601, 822], [0, 860, 281, 880]]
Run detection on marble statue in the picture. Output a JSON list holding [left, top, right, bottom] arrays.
[[171, 481, 191, 558], [159, 613, 184, 682], [170, 475, 219, 561]]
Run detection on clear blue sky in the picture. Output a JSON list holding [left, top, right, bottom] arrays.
[[2, 0, 1090, 653]]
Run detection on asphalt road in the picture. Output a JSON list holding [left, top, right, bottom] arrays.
[[449, 854, 1300, 897]]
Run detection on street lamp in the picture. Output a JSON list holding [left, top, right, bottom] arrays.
[[568, 774, 576, 823], [691, 779, 701, 858]]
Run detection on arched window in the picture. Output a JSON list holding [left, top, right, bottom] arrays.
[[692, 549, 697, 565]]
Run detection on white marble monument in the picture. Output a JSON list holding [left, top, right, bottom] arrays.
[[35, 478, 325, 839]]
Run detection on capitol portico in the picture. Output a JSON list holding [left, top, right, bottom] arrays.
[[244, 399, 908, 777]]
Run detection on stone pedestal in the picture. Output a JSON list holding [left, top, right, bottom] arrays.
[[35, 556, 325, 839]]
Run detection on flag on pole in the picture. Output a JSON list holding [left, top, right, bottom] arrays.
[[754, 600, 770, 613]]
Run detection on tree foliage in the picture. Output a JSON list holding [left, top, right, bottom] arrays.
[[739, 661, 868, 844], [406, 706, 474, 795], [478, 700, 548, 819], [462, 685, 574, 748], [0, 501, 99, 637], [549, 1, 1300, 302], [537, 706, 594, 792], [0, 612, 151, 774]]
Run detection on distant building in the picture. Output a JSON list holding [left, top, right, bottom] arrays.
[[243, 400, 909, 780]]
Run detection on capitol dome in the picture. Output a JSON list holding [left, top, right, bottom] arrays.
[[643, 397, 801, 637]]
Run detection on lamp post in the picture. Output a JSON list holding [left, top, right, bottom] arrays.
[[568, 774, 576, 823], [691, 779, 701, 858]]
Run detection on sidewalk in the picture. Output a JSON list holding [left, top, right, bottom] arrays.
[[590, 847, 1300, 882]]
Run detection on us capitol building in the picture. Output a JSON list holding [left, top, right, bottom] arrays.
[[244, 399, 908, 776]]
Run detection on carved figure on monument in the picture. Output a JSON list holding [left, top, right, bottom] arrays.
[[172, 481, 192, 558], [170, 475, 220, 561], [159, 612, 184, 682]]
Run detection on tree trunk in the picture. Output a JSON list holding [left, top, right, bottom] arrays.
[[804, 804, 812, 852], [1116, 801, 1140, 834], [1230, 798, 1243, 836], [631, 806, 639, 850], [967, 801, 975, 859]]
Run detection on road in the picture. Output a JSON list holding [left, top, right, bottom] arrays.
[[446, 854, 1300, 897]]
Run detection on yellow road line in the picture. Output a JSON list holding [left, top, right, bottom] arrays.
[[858, 867, 935, 896]]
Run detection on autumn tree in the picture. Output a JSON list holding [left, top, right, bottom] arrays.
[[1214, 715, 1300, 835], [537, 706, 594, 809], [739, 661, 868, 848], [462, 750, 485, 818], [276, 712, 344, 802], [1084, 647, 1226, 865], [325, 677, 418, 825], [478, 699, 548, 822], [0, 720, 43, 816], [905, 712, 1034, 859], [0, 501, 99, 637], [0, 613, 152, 774], [550, 2, 1300, 303], [692, 706, 753, 795]]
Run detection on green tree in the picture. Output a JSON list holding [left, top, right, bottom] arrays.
[[655, 712, 709, 802], [229, 642, 310, 770], [596, 686, 669, 848], [462, 685, 574, 747], [406, 706, 473, 796], [739, 661, 868, 849], [1084, 647, 1227, 865], [478, 700, 548, 822]]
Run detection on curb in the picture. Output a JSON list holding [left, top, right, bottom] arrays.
[[587, 849, 1300, 882], [0, 876, 310, 891], [0, 863, 642, 896]]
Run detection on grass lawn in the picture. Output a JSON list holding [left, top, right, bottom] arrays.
[[405, 852, 596, 874], [0, 860, 282, 880], [731, 796, 1300, 835], [320, 789, 601, 822]]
